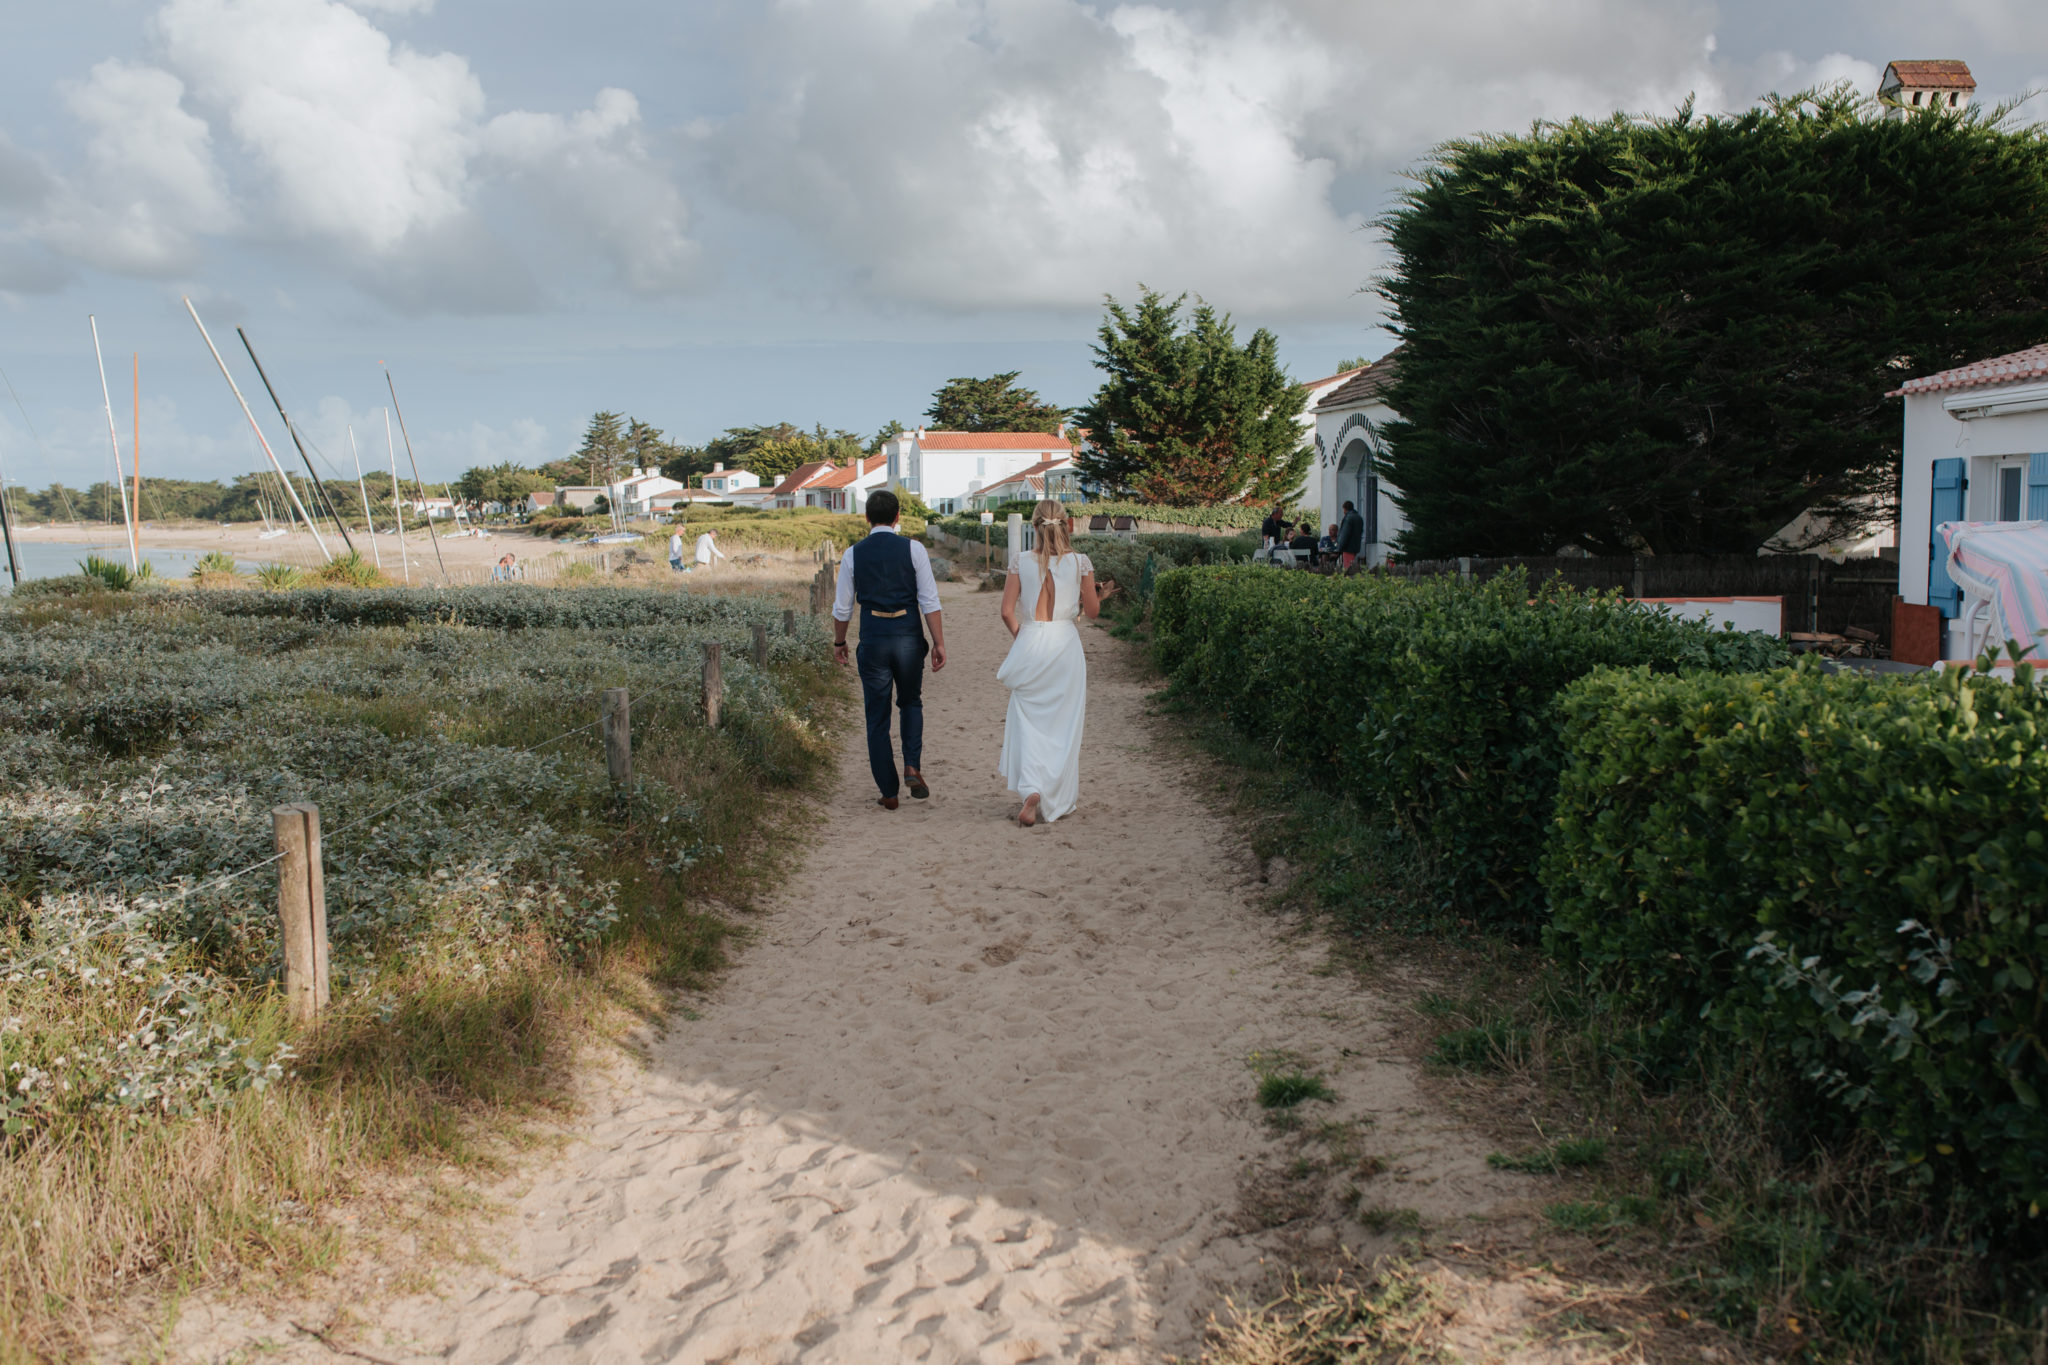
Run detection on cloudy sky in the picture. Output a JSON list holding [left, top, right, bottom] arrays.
[[1, 0, 2043, 491]]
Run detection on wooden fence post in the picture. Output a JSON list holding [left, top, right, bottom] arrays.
[[702, 642, 724, 728], [602, 687, 631, 787], [783, 608, 796, 637], [272, 803, 329, 1024], [752, 622, 769, 668]]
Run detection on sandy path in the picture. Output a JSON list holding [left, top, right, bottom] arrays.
[[172, 583, 1525, 1364]]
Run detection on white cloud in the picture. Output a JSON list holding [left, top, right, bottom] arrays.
[[157, 0, 482, 253], [482, 89, 697, 294], [33, 60, 233, 275], [11, 0, 695, 309], [716, 0, 1371, 316]]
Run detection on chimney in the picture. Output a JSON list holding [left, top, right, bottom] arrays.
[[713, 461, 724, 473]]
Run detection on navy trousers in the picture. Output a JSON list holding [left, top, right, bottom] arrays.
[[856, 631, 925, 798]]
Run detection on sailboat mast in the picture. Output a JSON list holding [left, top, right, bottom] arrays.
[[235, 328, 356, 555], [348, 425, 381, 570], [0, 471, 20, 588], [130, 353, 142, 567], [384, 407, 410, 585], [183, 297, 332, 561], [384, 369, 447, 582], [88, 316, 138, 572]]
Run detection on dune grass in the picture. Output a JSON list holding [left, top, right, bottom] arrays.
[[0, 585, 841, 1357]]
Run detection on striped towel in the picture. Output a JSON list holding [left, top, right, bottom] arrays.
[[1938, 520, 2048, 656]]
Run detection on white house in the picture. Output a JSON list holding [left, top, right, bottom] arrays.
[[1288, 364, 1371, 516], [1891, 342, 2048, 657], [1879, 59, 1975, 118], [1308, 352, 1405, 564], [555, 485, 604, 511], [700, 463, 761, 498], [410, 496, 456, 520], [767, 456, 888, 512], [607, 468, 687, 519], [524, 490, 558, 515], [965, 456, 1079, 509], [880, 429, 1072, 515]]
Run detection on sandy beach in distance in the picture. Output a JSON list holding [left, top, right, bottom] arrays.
[[11, 519, 587, 577]]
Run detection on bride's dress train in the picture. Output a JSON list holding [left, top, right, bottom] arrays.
[[997, 551, 1091, 822]]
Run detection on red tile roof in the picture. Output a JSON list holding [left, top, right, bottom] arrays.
[[810, 456, 883, 490], [916, 431, 1071, 452], [1301, 366, 1366, 391], [974, 457, 1076, 500], [1314, 350, 1402, 411], [1883, 60, 1976, 91], [767, 461, 837, 497], [1889, 343, 2048, 397]]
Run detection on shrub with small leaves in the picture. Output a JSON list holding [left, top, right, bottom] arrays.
[[1544, 660, 2048, 1227]]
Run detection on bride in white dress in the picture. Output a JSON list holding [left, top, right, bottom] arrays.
[[997, 501, 1115, 826]]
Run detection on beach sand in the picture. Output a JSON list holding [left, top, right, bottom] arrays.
[[9, 520, 813, 586], [164, 582, 1540, 1363]]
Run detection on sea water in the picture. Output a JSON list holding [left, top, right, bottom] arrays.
[[0, 541, 263, 593]]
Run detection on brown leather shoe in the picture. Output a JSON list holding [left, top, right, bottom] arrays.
[[905, 769, 930, 800], [877, 796, 899, 811]]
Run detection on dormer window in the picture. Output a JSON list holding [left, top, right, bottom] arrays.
[[1912, 91, 1923, 105]]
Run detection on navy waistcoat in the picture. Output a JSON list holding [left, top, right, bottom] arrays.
[[852, 532, 920, 637]]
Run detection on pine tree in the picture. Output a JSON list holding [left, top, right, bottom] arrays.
[[1379, 89, 2048, 555], [925, 373, 1067, 433], [575, 412, 627, 489], [1074, 290, 1310, 506]]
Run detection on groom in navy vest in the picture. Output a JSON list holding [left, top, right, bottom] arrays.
[[831, 490, 948, 810]]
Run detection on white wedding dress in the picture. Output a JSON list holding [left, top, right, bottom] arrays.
[[997, 551, 1092, 822]]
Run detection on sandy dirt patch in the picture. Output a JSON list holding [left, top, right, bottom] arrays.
[[165, 582, 1532, 1364]]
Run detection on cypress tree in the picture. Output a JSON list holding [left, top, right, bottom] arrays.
[[1075, 289, 1310, 506], [1378, 90, 2048, 555]]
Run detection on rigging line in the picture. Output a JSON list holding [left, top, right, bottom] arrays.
[[1, 665, 742, 976], [0, 850, 289, 978], [321, 668, 710, 843]]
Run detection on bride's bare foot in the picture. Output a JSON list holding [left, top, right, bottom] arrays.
[[1017, 793, 1041, 827]]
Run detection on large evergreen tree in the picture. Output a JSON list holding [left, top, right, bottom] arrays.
[[1073, 290, 1310, 506], [1378, 90, 2048, 556], [925, 372, 1067, 434], [574, 411, 628, 488]]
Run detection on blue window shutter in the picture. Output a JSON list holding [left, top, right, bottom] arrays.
[[2029, 453, 2048, 520], [1929, 457, 1967, 618]]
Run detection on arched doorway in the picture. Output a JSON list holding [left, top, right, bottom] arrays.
[[1336, 438, 1377, 547]]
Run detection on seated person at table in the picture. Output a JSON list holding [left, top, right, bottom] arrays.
[[1319, 523, 1339, 555], [1288, 521, 1321, 565]]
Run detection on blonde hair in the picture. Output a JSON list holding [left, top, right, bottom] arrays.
[[1031, 499, 1071, 571]]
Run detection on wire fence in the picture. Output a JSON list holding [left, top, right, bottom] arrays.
[[0, 643, 766, 979]]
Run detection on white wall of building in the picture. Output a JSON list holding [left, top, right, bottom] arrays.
[[1311, 399, 1408, 565], [881, 436, 1071, 514], [1898, 388, 2048, 655]]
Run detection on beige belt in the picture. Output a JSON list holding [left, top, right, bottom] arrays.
[[868, 608, 908, 618]]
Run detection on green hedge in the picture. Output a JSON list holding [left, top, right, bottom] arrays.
[[1073, 501, 1267, 531], [1152, 565, 1787, 929], [1544, 662, 2048, 1224]]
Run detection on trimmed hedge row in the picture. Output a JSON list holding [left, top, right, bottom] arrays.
[[1545, 663, 2048, 1223], [1151, 565, 1786, 929]]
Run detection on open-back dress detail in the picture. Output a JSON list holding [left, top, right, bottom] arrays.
[[996, 551, 1091, 822]]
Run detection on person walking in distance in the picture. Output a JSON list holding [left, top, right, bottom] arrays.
[[832, 490, 948, 810], [690, 526, 725, 573], [668, 528, 685, 572], [1336, 499, 1365, 571]]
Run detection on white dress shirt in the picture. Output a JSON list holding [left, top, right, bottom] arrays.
[[694, 532, 725, 566], [832, 526, 942, 622]]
